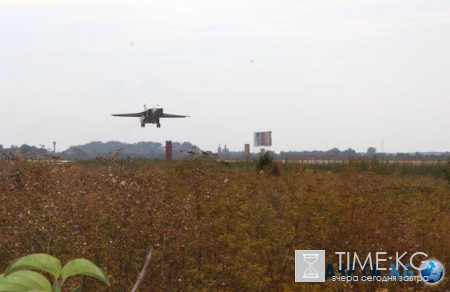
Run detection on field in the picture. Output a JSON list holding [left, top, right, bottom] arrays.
[[0, 156, 449, 291]]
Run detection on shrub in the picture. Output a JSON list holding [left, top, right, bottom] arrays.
[[0, 158, 449, 290], [256, 151, 273, 171], [0, 253, 109, 291]]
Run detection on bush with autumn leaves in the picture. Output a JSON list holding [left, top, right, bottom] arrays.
[[0, 156, 449, 291]]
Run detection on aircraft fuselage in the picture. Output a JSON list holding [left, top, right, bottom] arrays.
[[111, 104, 188, 128], [140, 105, 164, 128]]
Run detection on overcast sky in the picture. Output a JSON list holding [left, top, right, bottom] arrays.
[[1, 0, 449, 153]]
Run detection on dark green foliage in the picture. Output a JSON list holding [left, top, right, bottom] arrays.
[[255, 151, 280, 175], [256, 151, 273, 171], [255, 152, 270, 170]]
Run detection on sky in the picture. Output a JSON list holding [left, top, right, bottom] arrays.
[[1, 0, 449, 154]]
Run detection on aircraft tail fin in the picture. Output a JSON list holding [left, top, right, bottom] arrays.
[[144, 103, 147, 111]]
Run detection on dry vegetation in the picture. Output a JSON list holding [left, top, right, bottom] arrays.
[[0, 155, 449, 291]]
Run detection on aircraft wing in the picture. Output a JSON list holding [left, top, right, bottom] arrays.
[[161, 113, 189, 118], [111, 112, 143, 117]]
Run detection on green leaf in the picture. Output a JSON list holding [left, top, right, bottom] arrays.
[[0, 282, 38, 292], [0, 270, 51, 292], [61, 259, 110, 286], [52, 280, 61, 292], [4, 254, 62, 279]]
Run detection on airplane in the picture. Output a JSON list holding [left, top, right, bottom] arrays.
[[111, 104, 189, 128]]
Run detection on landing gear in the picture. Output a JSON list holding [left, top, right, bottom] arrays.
[[157, 123, 161, 128]]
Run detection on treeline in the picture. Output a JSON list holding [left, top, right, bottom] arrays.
[[1, 142, 450, 160], [0, 141, 200, 160], [278, 148, 450, 159], [60, 141, 201, 160]]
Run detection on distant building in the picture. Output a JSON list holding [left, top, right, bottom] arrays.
[[222, 144, 230, 159], [166, 141, 172, 160], [367, 147, 376, 156], [245, 144, 250, 159], [217, 144, 222, 155]]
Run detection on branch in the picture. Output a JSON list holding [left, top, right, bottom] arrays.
[[131, 247, 154, 292]]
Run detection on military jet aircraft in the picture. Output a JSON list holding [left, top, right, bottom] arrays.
[[111, 104, 189, 128]]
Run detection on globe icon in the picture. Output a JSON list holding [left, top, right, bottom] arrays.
[[420, 260, 444, 284]]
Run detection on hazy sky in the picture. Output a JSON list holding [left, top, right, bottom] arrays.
[[1, 0, 449, 153]]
